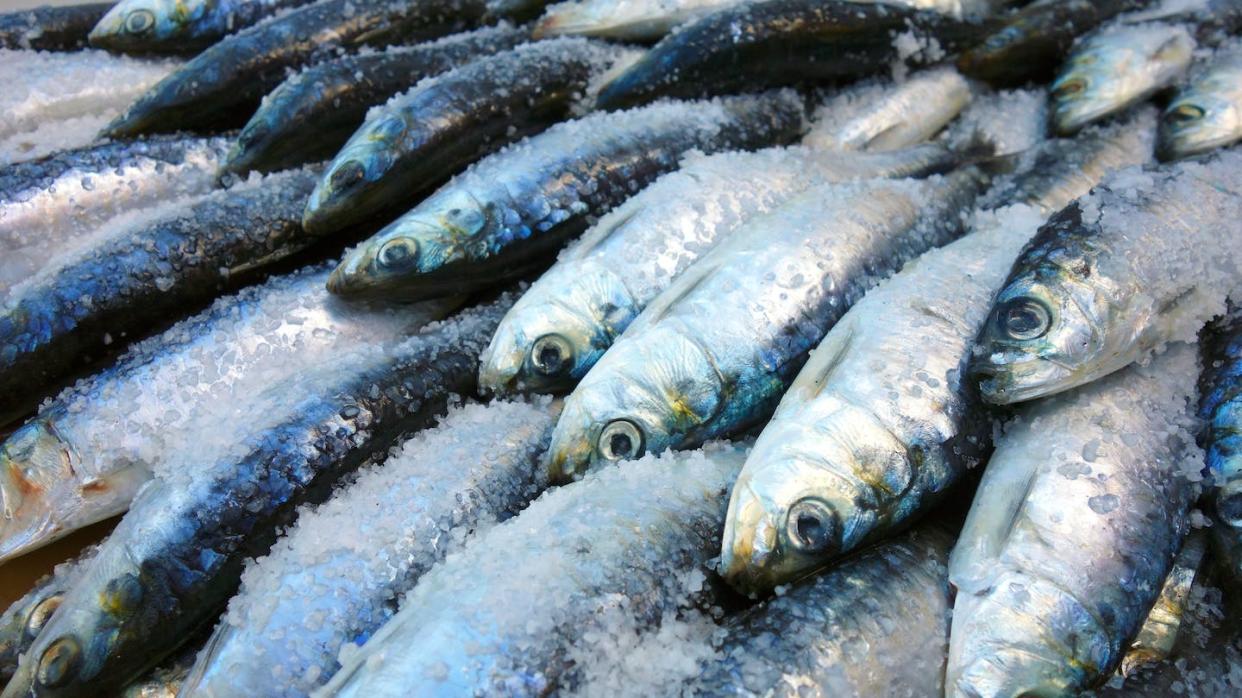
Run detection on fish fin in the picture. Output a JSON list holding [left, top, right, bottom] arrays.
[[638, 259, 721, 328], [177, 619, 235, 695], [786, 321, 855, 403], [568, 206, 640, 260], [861, 123, 906, 152]]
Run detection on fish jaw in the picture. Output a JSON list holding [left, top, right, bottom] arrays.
[[0, 422, 77, 563]]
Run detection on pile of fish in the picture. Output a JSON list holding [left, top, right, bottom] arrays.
[[1, 0, 1242, 696]]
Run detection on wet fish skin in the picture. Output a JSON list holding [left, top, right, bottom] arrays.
[[225, 24, 530, 176], [0, 545, 98, 684], [326, 92, 805, 301], [304, 37, 639, 237], [0, 3, 112, 51], [1119, 532, 1207, 677], [0, 296, 497, 697], [89, 0, 317, 54], [1158, 43, 1242, 160], [1197, 310, 1242, 580]]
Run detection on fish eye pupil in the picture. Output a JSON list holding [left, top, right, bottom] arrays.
[[610, 433, 631, 455], [1000, 298, 1051, 341], [531, 335, 572, 376], [37, 636, 81, 688], [1167, 104, 1205, 123], [125, 9, 154, 33], [377, 239, 417, 270], [786, 499, 836, 552], [598, 420, 644, 461]]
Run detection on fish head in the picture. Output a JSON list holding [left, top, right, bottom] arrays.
[[0, 587, 67, 681], [1158, 88, 1242, 161], [0, 421, 80, 563], [302, 114, 407, 233], [88, 0, 199, 51]]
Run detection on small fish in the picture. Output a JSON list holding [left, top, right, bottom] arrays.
[[0, 545, 98, 683], [478, 142, 961, 395], [532, 0, 744, 41], [545, 170, 989, 482], [303, 37, 640, 236], [1050, 22, 1194, 135], [0, 3, 113, 51], [804, 67, 973, 151], [326, 92, 805, 301], [1196, 308, 1242, 580], [948, 345, 1201, 696], [89, 0, 318, 54], [970, 149, 1242, 404], [1158, 41, 1242, 160], [225, 24, 530, 176], [1119, 532, 1207, 677]]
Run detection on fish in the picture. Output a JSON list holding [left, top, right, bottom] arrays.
[[593, 0, 1001, 110], [180, 398, 559, 696], [532, 0, 745, 41], [545, 170, 989, 483], [326, 92, 805, 301], [303, 37, 642, 236], [947, 344, 1201, 696], [1049, 22, 1194, 135], [0, 266, 447, 563], [224, 24, 531, 176], [0, 545, 98, 684], [0, 3, 113, 51], [0, 295, 498, 696], [89, 0, 319, 54], [1158, 41, 1242, 160], [478, 142, 962, 395], [970, 148, 1242, 404], [1196, 308, 1242, 581], [1119, 532, 1208, 678], [318, 443, 748, 697]]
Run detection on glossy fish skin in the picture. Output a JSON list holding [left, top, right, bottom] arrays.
[[1158, 43, 1242, 160], [89, 0, 316, 54], [478, 142, 961, 395], [326, 92, 805, 301], [319, 444, 748, 697], [593, 0, 999, 110], [805, 67, 972, 152], [1197, 310, 1242, 581], [948, 345, 1200, 696], [0, 3, 112, 51], [225, 24, 530, 176], [304, 37, 639, 237], [1119, 532, 1207, 677], [532, 0, 744, 41], [545, 171, 988, 483], [970, 150, 1242, 405], [0, 297, 500, 697], [0, 546, 97, 684]]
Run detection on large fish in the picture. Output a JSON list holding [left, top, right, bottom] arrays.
[[303, 37, 641, 236], [970, 149, 1242, 404], [89, 0, 318, 54], [0, 296, 498, 696], [593, 0, 1001, 110], [0, 546, 98, 684], [225, 24, 530, 176], [318, 443, 748, 697], [1196, 310, 1242, 581], [478, 142, 961, 395], [0, 3, 113, 51], [545, 170, 988, 482], [532, 0, 745, 41], [1158, 40, 1242, 160], [947, 344, 1201, 696], [326, 92, 805, 301], [803, 67, 972, 151], [180, 399, 558, 697]]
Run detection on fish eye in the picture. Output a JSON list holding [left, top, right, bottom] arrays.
[[998, 297, 1051, 341], [25, 594, 63, 638], [1052, 77, 1086, 100], [530, 334, 573, 376], [124, 9, 154, 34], [328, 160, 366, 192], [597, 420, 644, 462], [785, 498, 838, 553], [376, 238, 418, 271], [37, 636, 81, 688], [1166, 103, 1205, 124]]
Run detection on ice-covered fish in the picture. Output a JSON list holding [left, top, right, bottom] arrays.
[[970, 149, 1242, 404], [318, 443, 747, 697], [225, 24, 530, 176], [803, 67, 972, 151], [326, 92, 804, 301], [303, 38, 640, 236], [948, 345, 1201, 696], [1050, 22, 1194, 134], [0, 3, 112, 51], [478, 142, 961, 395], [545, 170, 988, 482], [944, 86, 1048, 156], [1158, 40, 1242, 160], [180, 398, 559, 697], [0, 545, 97, 684], [89, 0, 317, 54], [1197, 309, 1242, 580], [0, 296, 497, 696], [532, 0, 743, 41]]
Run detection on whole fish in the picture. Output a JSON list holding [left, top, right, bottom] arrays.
[[532, 0, 745, 41], [1196, 309, 1242, 580], [545, 171, 988, 482], [803, 67, 972, 151], [1050, 22, 1194, 134], [478, 142, 962, 395], [0, 296, 499, 697], [326, 92, 805, 300], [0, 267, 447, 563], [947, 345, 1201, 696], [303, 38, 641, 236], [0, 3, 113, 51], [180, 399, 558, 697], [89, 0, 318, 54], [225, 24, 531, 176], [593, 0, 1001, 110], [0, 546, 97, 683], [318, 443, 748, 697], [970, 149, 1242, 404], [1158, 41, 1242, 160]]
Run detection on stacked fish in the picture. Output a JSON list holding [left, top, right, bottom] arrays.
[[1, 0, 1241, 696]]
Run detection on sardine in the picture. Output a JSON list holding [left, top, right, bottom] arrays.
[[593, 0, 1001, 110], [1050, 22, 1194, 135], [89, 0, 318, 54], [0, 295, 497, 696], [1158, 40, 1242, 160], [0, 3, 112, 51], [545, 170, 989, 482], [1196, 308, 1242, 580], [180, 398, 558, 696], [532, 0, 745, 41], [803, 67, 972, 151], [0, 545, 98, 683], [318, 443, 748, 697], [326, 92, 805, 301], [303, 37, 641, 236], [478, 142, 961, 395], [947, 344, 1201, 696], [970, 149, 1242, 404], [225, 24, 531, 176]]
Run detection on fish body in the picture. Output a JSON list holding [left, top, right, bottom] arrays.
[[304, 38, 640, 236], [89, 0, 318, 54], [0, 546, 97, 683], [225, 24, 530, 176], [532, 0, 744, 41], [546, 170, 988, 482], [0, 3, 113, 51], [478, 142, 961, 395], [318, 444, 748, 697], [1196, 309, 1242, 580], [326, 92, 805, 301], [947, 345, 1201, 696], [1158, 41, 1242, 160]]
